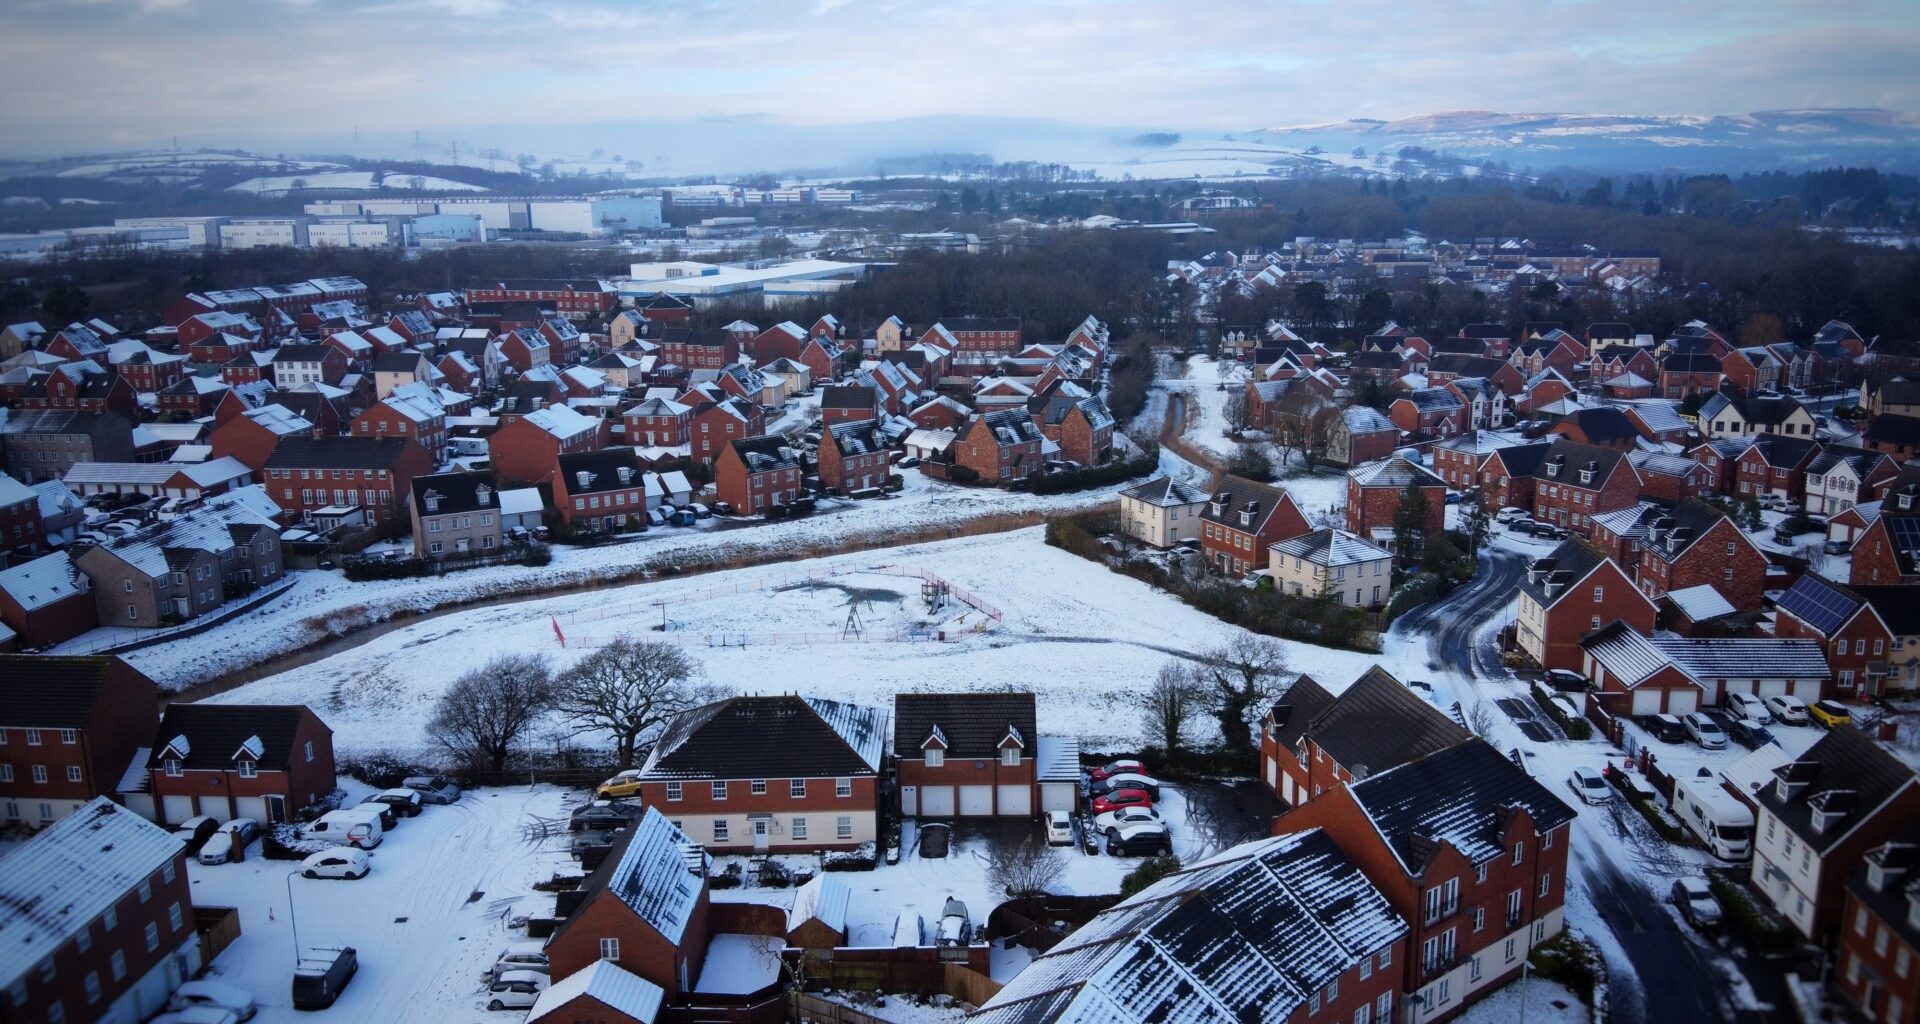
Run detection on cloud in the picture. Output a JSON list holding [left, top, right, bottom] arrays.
[[0, 0, 1914, 156]]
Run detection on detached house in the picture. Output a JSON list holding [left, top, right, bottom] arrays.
[[1345, 456, 1446, 546], [0, 655, 159, 826], [409, 470, 505, 558], [689, 397, 763, 466], [1259, 667, 1471, 808], [1201, 475, 1312, 576], [142, 703, 335, 827], [1268, 529, 1394, 607], [1806, 446, 1899, 518], [1027, 392, 1115, 466], [1275, 740, 1578, 1024], [1117, 476, 1209, 549], [1514, 540, 1656, 672], [1774, 574, 1896, 698], [952, 410, 1046, 484], [1752, 729, 1920, 941], [553, 448, 651, 532], [1530, 443, 1640, 538], [488, 405, 606, 486], [894, 692, 1055, 818], [622, 397, 691, 448], [548, 807, 712, 999], [1630, 499, 1768, 610], [1700, 392, 1817, 441], [713, 435, 803, 514], [817, 419, 890, 495], [629, 695, 886, 853]]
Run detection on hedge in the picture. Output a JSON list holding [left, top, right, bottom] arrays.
[[1016, 448, 1160, 495], [1606, 770, 1695, 846], [1707, 868, 1798, 955], [1528, 932, 1601, 1003], [1530, 681, 1594, 740], [1119, 855, 1182, 898]]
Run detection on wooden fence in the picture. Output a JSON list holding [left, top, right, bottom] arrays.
[[194, 906, 242, 966]]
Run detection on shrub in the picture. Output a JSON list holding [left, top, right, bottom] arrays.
[[1528, 932, 1601, 1002], [520, 544, 552, 567], [1530, 682, 1595, 740], [1019, 448, 1159, 495], [1119, 855, 1182, 898], [1384, 572, 1442, 624], [708, 872, 743, 890], [1707, 868, 1797, 955], [531, 874, 585, 893], [948, 465, 979, 483], [338, 751, 429, 790], [757, 859, 793, 888], [823, 843, 878, 872]]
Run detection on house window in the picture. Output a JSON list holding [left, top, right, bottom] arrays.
[[1539, 873, 1552, 897], [925, 749, 944, 768], [164, 758, 181, 777], [599, 938, 620, 960], [31, 765, 46, 783], [103, 907, 116, 931], [66, 766, 81, 782], [837, 816, 853, 840], [59, 729, 75, 744], [712, 819, 729, 842], [1593, 586, 1603, 603], [1473, 907, 1486, 931], [751, 779, 767, 796], [666, 782, 681, 801], [0, 766, 10, 783], [163, 862, 175, 884], [237, 760, 256, 779], [792, 817, 808, 839], [790, 779, 806, 798], [110, 950, 126, 982], [1375, 993, 1392, 1020], [836, 777, 852, 797], [143, 920, 159, 952], [712, 781, 728, 800], [83, 972, 101, 1004], [25, 728, 39, 746], [138, 880, 150, 903], [304, 741, 314, 762], [1513, 840, 1525, 864], [1476, 863, 1488, 884], [1001, 747, 1020, 766], [1379, 947, 1391, 969]]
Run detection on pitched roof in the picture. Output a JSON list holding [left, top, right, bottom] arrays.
[[264, 436, 417, 470], [972, 829, 1405, 1024], [1349, 455, 1445, 489], [578, 807, 705, 944], [788, 873, 851, 934], [1119, 476, 1207, 507], [1759, 728, 1917, 855], [0, 551, 87, 613], [1530, 441, 1631, 487], [1557, 406, 1639, 443], [1347, 739, 1579, 873], [0, 655, 150, 727], [1300, 667, 1471, 779], [0, 799, 182, 986], [526, 959, 664, 1023], [641, 695, 888, 780], [893, 692, 1037, 760], [411, 470, 499, 517], [1267, 675, 1337, 753], [1269, 528, 1392, 568], [1854, 587, 1920, 636], [727, 434, 804, 473], [1517, 540, 1616, 610], [1776, 573, 1871, 636], [145, 704, 320, 772]]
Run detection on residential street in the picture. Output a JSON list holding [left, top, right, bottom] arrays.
[[1403, 542, 1787, 1024]]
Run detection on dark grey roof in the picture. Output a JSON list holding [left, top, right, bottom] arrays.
[[271, 344, 334, 363], [372, 351, 428, 373], [893, 693, 1037, 760], [557, 448, 646, 495], [1844, 833, 1920, 953], [1740, 432, 1822, 468], [1856, 587, 1920, 635], [1303, 668, 1471, 779], [1637, 499, 1736, 565], [821, 385, 878, 409], [941, 317, 1022, 333], [1759, 728, 1916, 855], [0, 656, 152, 728], [1200, 474, 1303, 534], [1530, 441, 1629, 487], [264, 436, 417, 470], [728, 434, 803, 473], [1866, 414, 1920, 447], [1488, 442, 1555, 476], [146, 704, 322, 772], [640, 695, 886, 780], [1557, 407, 1639, 443], [411, 470, 500, 517], [1517, 539, 1612, 609], [1348, 739, 1579, 873], [1268, 675, 1337, 753]]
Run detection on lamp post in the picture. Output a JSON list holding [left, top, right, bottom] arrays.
[[283, 871, 302, 964]]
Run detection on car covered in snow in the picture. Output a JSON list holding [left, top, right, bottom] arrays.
[[197, 818, 260, 865], [173, 815, 220, 854], [1671, 876, 1723, 929], [292, 947, 357, 1010], [1105, 821, 1173, 857], [1764, 695, 1810, 725], [1091, 789, 1154, 816], [1086, 759, 1146, 782], [166, 979, 258, 1021], [1088, 773, 1161, 800], [403, 775, 462, 804], [1044, 810, 1074, 846], [1725, 693, 1771, 724], [1496, 507, 1530, 525], [595, 769, 645, 800], [300, 848, 370, 880], [1093, 804, 1164, 836], [1683, 713, 1728, 750], [489, 940, 551, 981], [362, 788, 423, 818], [1566, 767, 1612, 805]]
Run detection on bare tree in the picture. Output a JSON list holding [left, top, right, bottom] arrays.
[[1195, 635, 1291, 751], [1221, 390, 1249, 434], [553, 636, 712, 768], [1142, 662, 1201, 759], [427, 654, 555, 772], [987, 834, 1066, 900], [1464, 700, 1500, 739]]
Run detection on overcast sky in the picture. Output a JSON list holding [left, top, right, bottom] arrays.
[[4, 0, 1917, 157]]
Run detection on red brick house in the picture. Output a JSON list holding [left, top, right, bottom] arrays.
[[1834, 836, 1920, 1024], [749, 321, 808, 363], [689, 397, 763, 466], [107, 343, 186, 394], [1274, 739, 1577, 1024], [1475, 442, 1554, 513], [177, 312, 265, 362], [1863, 413, 1920, 462], [630, 695, 886, 852], [261, 436, 434, 524], [1851, 508, 1920, 587], [144, 703, 334, 826], [207, 404, 316, 473], [621, 397, 691, 447], [488, 405, 607, 485], [1547, 407, 1641, 450], [1345, 456, 1446, 544], [1733, 433, 1823, 502], [1628, 451, 1710, 504], [0, 655, 159, 826], [1774, 573, 1896, 697], [0, 472, 43, 556], [1326, 406, 1400, 468], [1659, 352, 1724, 399], [820, 384, 882, 426], [552, 448, 650, 531], [657, 327, 740, 371], [0, 797, 202, 1024], [0, 552, 98, 649], [894, 692, 1049, 818], [1632, 499, 1768, 609], [523, 959, 665, 1024], [713, 435, 803, 514], [637, 293, 694, 325], [1530, 443, 1641, 538], [465, 279, 615, 319], [351, 382, 447, 455], [1028, 393, 1115, 466], [1201, 475, 1312, 576], [818, 419, 891, 495], [498, 327, 552, 373], [1514, 541, 1656, 672], [1259, 667, 1471, 809], [952, 410, 1046, 485], [548, 808, 712, 999], [1389, 388, 1467, 440]]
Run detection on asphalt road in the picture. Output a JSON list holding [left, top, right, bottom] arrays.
[[1406, 544, 1776, 1024]]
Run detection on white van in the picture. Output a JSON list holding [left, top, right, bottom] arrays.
[[302, 807, 385, 848], [1672, 775, 1754, 861]]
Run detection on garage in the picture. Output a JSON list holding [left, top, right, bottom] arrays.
[[196, 796, 230, 822], [161, 795, 193, 825], [1630, 689, 1662, 716], [1666, 689, 1700, 716], [996, 785, 1031, 817], [1756, 679, 1787, 697], [234, 796, 269, 823], [919, 785, 955, 818], [1790, 680, 1819, 700], [959, 785, 994, 817], [1039, 782, 1076, 813]]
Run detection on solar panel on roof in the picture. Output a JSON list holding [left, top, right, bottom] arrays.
[[1777, 578, 1859, 635]]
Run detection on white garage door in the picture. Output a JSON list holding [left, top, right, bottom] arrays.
[[196, 796, 230, 822], [900, 786, 918, 816], [234, 796, 268, 823], [920, 786, 955, 817], [959, 785, 994, 816], [1630, 689, 1662, 716], [1757, 679, 1787, 697], [997, 785, 1032, 817], [161, 795, 193, 825], [1667, 690, 1700, 716], [1790, 680, 1819, 699], [1040, 783, 1076, 813]]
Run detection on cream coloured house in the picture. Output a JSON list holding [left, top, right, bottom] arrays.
[[1267, 528, 1394, 607], [1118, 476, 1209, 548]]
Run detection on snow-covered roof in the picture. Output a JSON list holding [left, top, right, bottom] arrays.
[[522, 404, 600, 440], [601, 808, 705, 944], [788, 874, 850, 934], [0, 799, 183, 986], [1035, 735, 1082, 784], [526, 958, 663, 1024], [1721, 745, 1794, 805], [1119, 476, 1208, 508], [1269, 528, 1392, 568], [0, 550, 86, 611], [1664, 584, 1736, 623], [497, 487, 544, 517]]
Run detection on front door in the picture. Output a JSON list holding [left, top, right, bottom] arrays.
[[752, 818, 770, 852], [266, 795, 287, 823]]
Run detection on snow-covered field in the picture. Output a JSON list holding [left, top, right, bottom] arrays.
[[202, 528, 1379, 758], [227, 170, 487, 195], [184, 781, 575, 1024]]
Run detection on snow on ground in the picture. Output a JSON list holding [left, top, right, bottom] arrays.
[[813, 992, 970, 1024], [227, 170, 487, 194], [692, 934, 783, 994], [1161, 355, 1246, 465], [1455, 976, 1586, 1024], [78, 472, 1126, 690], [184, 782, 575, 1024], [202, 528, 1378, 758], [989, 942, 1035, 983]]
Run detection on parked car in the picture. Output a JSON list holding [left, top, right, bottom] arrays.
[[711, 501, 736, 516], [1671, 876, 1724, 929], [1684, 712, 1729, 750], [647, 508, 669, 527], [1824, 539, 1852, 555], [1641, 713, 1688, 743], [569, 800, 644, 833], [595, 769, 645, 800], [1532, 521, 1570, 540], [571, 829, 620, 859], [167, 979, 258, 1021], [173, 815, 220, 854], [148, 1008, 238, 1024], [1087, 759, 1146, 782], [1728, 719, 1778, 751], [355, 801, 398, 830], [197, 818, 260, 866], [1089, 773, 1162, 800], [300, 848, 371, 880], [363, 789, 423, 818], [1044, 810, 1074, 846], [403, 775, 462, 804], [1764, 695, 1811, 725], [1496, 507, 1530, 525], [489, 941, 551, 981], [291, 947, 357, 1010], [302, 807, 383, 848], [1542, 670, 1588, 693], [1566, 766, 1612, 805], [1810, 700, 1853, 729], [1093, 805, 1165, 836], [1091, 789, 1154, 815], [486, 969, 549, 1011], [1726, 693, 1772, 724], [1105, 822, 1173, 857], [1406, 680, 1435, 699]]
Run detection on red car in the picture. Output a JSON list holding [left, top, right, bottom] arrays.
[[1088, 759, 1146, 783], [1091, 788, 1154, 815]]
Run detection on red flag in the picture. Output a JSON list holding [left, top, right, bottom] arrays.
[[552, 616, 566, 647]]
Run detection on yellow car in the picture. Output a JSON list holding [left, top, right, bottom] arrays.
[[594, 770, 645, 800], [1809, 700, 1852, 730]]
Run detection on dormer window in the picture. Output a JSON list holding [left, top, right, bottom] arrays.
[[926, 748, 944, 768], [162, 758, 181, 777], [236, 760, 256, 779]]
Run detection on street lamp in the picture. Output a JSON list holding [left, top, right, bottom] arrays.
[[283, 871, 303, 964]]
